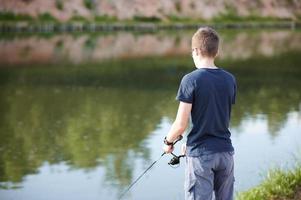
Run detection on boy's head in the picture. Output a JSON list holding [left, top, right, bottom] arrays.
[[191, 26, 219, 59]]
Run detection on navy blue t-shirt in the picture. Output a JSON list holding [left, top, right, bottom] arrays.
[[176, 67, 236, 156]]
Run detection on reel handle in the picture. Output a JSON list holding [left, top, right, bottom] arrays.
[[173, 135, 183, 145]]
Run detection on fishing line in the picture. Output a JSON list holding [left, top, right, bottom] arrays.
[[118, 152, 166, 199], [118, 135, 185, 199]]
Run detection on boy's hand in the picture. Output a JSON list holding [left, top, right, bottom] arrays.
[[163, 144, 174, 154]]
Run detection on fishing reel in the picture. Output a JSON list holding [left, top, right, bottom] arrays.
[[168, 152, 185, 167], [165, 135, 186, 167]]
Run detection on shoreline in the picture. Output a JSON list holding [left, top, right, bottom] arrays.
[[0, 21, 300, 33], [237, 163, 301, 200]]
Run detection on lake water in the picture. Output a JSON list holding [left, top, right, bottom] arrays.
[[0, 29, 301, 200]]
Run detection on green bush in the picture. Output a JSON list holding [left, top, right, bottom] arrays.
[[56, 0, 64, 10], [69, 15, 88, 22], [175, 1, 182, 12], [83, 0, 93, 10], [38, 13, 57, 22], [133, 16, 161, 22], [94, 15, 117, 22], [0, 12, 33, 21], [167, 15, 187, 22]]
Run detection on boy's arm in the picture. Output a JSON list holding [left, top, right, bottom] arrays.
[[163, 101, 192, 153]]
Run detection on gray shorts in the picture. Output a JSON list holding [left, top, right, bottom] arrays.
[[185, 151, 235, 200]]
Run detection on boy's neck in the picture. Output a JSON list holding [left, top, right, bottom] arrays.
[[195, 58, 217, 69]]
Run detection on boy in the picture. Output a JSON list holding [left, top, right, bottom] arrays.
[[163, 26, 236, 200]]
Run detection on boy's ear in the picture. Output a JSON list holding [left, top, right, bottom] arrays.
[[215, 49, 219, 57], [196, 48, 200, 56]]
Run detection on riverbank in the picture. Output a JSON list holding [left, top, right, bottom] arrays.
[[1, 11, 300, 33], [0, 21, 300, 33], [237, 162, 301, 200]]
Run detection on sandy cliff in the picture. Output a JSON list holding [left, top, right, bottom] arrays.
[[0, 0, 300, 21]]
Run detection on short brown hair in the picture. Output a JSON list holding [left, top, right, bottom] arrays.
[[191, 26, 219, 58]]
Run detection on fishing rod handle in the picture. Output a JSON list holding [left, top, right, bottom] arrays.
[[173, 135, 183, 145]]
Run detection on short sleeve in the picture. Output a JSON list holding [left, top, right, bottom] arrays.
[[176, 75, 194, 104], [232, 78, 237, 104]]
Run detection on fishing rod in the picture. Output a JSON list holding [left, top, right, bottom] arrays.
[[118, 135, 185, 199]]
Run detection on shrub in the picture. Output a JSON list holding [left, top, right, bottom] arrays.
[[56, 0, 64, 10], [175, 1, 182, 12], [94, 15, 117, 22], [133, 16, 161, 22], [38, 13, 57, 22], [83, 0, 93, 10], [0, 12, 33, 21], [69, 15, 88, 22]]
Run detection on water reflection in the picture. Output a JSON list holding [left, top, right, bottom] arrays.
[[1, 30, 301, 65], [0, 30, 301, 199], [0, 86, 174, 187]]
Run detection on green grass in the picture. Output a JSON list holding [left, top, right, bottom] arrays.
[[211, 13, 292, 23], [237, 163, 301, 200], [94, 15, 117, 23], [166, 15, 206, 23], [1, 10, 297, 24], [69, 15, 90, 22]]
